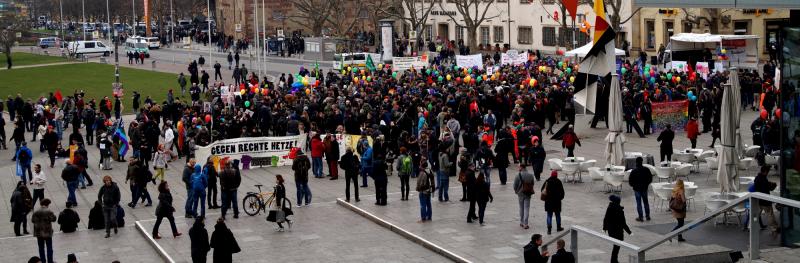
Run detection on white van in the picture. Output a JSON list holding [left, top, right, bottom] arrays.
[[143, 37, 161, 49], [333, 52, 382, 70], [67, 41, 112, 56]]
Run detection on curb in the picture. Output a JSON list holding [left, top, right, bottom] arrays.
[[336, 198, 472, 263], [135, 221, 177, 263]]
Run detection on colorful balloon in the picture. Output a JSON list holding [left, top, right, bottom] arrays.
[[205, 114, 212, 123], [244, 101, 251, 108], [569, 76, 575, 83], [446, 74, 452, 81], [392, 72, 398, 78]]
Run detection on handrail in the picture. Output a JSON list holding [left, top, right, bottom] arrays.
[[543, 192, 800, 262], [541, 226, 641, 251]]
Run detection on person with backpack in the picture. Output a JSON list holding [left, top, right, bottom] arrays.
[[16, 141, 33, 184], [514, 164, 536, 229], [416, 162, 435, 222], [10, 181, 33, 236], [561, 125, 580, 157], [542, 170, 565, 235], [396, 147, 412, 201], [292, 150, 312, 206], [190, 164, 208, 218], [340, 147, 360, 202]]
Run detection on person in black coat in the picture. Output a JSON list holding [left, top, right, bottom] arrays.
[[210, 217, 241, 263], [152, 181, 181, 239], [373, 161, 388, 206], [542, 171, 565, 235], [603, 195, 632, 263], [656, 124, 674, 162], [87, 201, 105, 230], [474, 172, 493, 225], [523, 233, 549, 263], [465, 163, 478, 223], [189, 217, 210, 263], [339, 148, 359, 202], [754, 166, 779, 233], [550, 239, 575, 263], [628, 157, 653, 221], [529, 137, 546, 181], [57, 205, 80, 233]]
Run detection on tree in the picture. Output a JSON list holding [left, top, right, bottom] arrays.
[[288, 0, 336, 36], [441, 0, 500, 52], [326, 1, 361, 37], [377, 0, 434, 51], [681, 8, 732, 34], [0, 14, 30, 69], [552, 0, 592, 50], [604, 0, 640, 33]]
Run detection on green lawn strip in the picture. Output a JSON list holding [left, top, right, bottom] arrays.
[[0, 52, 68, 68], [0, 62, 179, 108]]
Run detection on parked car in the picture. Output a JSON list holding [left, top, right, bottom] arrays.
[[67, 40, 112, 56]]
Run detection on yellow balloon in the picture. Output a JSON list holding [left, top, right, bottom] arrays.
[[676, 76, 681, 82], [305, 88, 311, 95], [465, 76, 472, 83], [569, 76, 575, 83], [490, 75, 496, 81], [341, 70, 346, 75], [347, 67, 351, 72], [240, 89, 246, 95], [353, 77, 359, 82], [446, 74, 452, 81], [529, 79, 535, 86]]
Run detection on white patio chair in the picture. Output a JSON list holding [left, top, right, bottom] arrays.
[[739, 157, 754, 177], [765, 154, 779, 169], [674, 152, 696, 166], [642, 164, 658, 176], [744, 145, 761, 158], [578, 160, 596, 182], [562, 162, 580, 183], [655, 166, 674, 182], [587, 167, 604, 191], [696, 151, 715, 171], [675, 164, 693, 179], [654, 186, 673, 212], [623, 169, 631, 182], [705, 157, 719, 181], [548, 158, 563, 172], [685, 186, 698, 211]]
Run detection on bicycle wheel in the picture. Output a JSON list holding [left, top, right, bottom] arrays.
[[242, 194, 262, 216]]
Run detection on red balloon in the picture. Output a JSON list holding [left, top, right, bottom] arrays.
[[456, 77, 462, 83], [205, 114, 212, 123], [760, 109, 768, 120], [775, 108, 782, 119]]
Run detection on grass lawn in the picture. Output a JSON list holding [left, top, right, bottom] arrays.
[[0, 52, 68, 68], [0, 62, 177, 108]]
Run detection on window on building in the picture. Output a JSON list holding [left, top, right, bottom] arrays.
[[425, 24, 433, 41], [664, 20, 674, 43], [456, 26, 465, 42], [682, 22, 693, 33], [518, 26, 532, 44], [542, 27, 556, 46], [493, 26, 504, 43], [542, 0, 555, 4], [558, 27, 574, 47], [576, 29, 590, 46], [520, 0, 531, 3], [734, 21, 750, 35], [480, 26, 490, 46], [646, 19, 655, 49]]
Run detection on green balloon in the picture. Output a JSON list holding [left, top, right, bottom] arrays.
[[351, 67, 357, 73], [438, 76, 444, 82], [392, 72, 398, 78], [244, 101, 251, 107], [426, 69, 432, 75], [476, 76, 482, 83], [467, 68, 472, 74], [558, 61, 564, 67], [566, 68, 572, 74], [620, 68, 627, 74], [367, 76, 372, 81]]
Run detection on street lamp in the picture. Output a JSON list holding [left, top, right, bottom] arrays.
[[81, 0, 86, 41]]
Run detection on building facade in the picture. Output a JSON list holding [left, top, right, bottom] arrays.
[[630, 8, 790, 62], [402, 0, 634, 53]]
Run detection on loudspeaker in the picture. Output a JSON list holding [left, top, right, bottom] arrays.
[[792, 10, 800, 27]]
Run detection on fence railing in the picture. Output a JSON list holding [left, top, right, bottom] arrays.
[[542, 192, 800, 262]]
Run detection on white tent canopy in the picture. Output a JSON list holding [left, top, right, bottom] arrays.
[[565, 43, 626, 57], [667, 33, 759, 69]]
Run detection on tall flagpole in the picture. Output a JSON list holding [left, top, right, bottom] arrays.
[[252, 0, 260, 77], [261, 0, 266, 77]]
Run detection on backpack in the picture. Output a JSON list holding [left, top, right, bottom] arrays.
[[521, 178, 534, 195], [18, 149, 30, 163], [400, 156, 413, 174], [416, 171, 431, 192]]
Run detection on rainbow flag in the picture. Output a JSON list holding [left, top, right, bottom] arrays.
[[113, 120, 130, 157]]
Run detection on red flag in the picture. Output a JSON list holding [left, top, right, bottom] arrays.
[[563, 0, 578, 21], [687, 62, 695, 81], [54, 89, 63, 103]]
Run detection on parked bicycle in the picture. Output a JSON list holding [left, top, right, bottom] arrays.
[[242, 184, 275, 216]]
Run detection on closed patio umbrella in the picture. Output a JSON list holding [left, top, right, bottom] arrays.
[[717, 68, 741, 192], [605, 74, 625, 166]]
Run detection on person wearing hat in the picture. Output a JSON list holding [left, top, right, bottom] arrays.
[[541, 170, 565, 235], [603, 195, 632, 263]]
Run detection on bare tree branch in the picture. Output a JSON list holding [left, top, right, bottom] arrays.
[[439, 0, 500, 52]]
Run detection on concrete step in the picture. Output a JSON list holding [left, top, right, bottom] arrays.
[[645, 244, 734, 263]]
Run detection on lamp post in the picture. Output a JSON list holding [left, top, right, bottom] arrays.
[[106, 0, 112, 45], [81, 0, 86, 41], [207, 0, 212, 63], [132, 0, 137, 36], [59, 0, 64, 40], [170, 0, 174, 45]]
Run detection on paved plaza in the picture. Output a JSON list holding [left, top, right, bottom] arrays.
[[0, 108, 785, 262]]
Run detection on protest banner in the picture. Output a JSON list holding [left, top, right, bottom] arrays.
[[650, 100, 688, 134], [393, 56, 427, 71], [456, 54, 483, 69], [695, 62, 710, 79], [195, 135, 306, 169], [670, 61, 687, 72]]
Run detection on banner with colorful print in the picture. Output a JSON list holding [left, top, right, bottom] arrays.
[[651, 100, 688, 134]]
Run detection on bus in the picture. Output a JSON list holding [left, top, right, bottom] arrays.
[[124, 37, 150, 57], [333, 52, 382, 70]]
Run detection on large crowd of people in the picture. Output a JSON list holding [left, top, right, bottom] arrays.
[[1, 42, 790, 262]]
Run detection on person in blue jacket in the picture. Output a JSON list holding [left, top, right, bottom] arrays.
[[360, 146, 373, 187], [191, 164, 208, 218], [16, 142, 34, 184]]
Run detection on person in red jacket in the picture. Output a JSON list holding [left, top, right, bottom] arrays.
[[685, 118, 700, 149], [310, 134, 326, 178], [561, 125, 581, 157]]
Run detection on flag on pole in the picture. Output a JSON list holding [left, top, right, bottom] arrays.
[[563, 0, 579, 21], [177, 120, 185, 150], [113, 119, 130, 158], [365, 55, 376, 72], [54, 89, 63, 103], [579, 0, 616, 76], [314, 61, 320, 77]]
